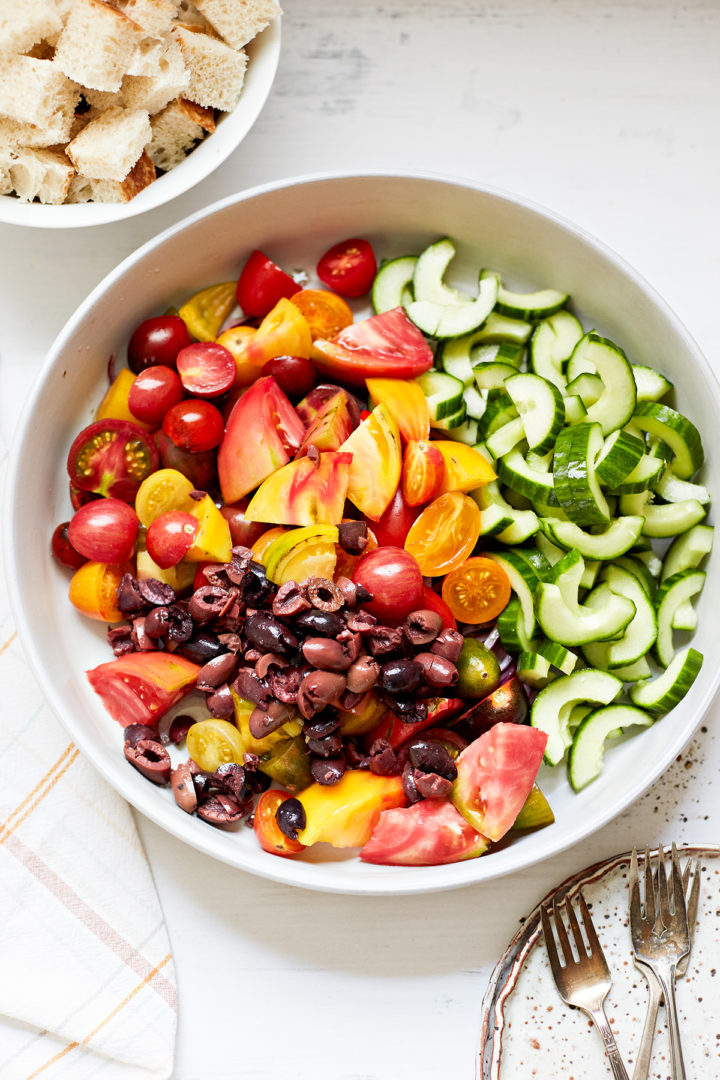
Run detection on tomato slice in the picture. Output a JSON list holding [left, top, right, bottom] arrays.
[[295, 389, 356, 456], [364, 696, 464, 751], [434, 441, 496, 494], [176, 342, 236, 398], [244, 452, 352, 527], [254, 789, 305, 856], [316, 238, 377, 298], [441, 556, 511, 623], [339, 402, 402, 521], [360, 798, 488, 866], [297, 771, 405, 848], [236, 250, 302, 318], [366, 377, 430, 442], [67, 419, 159, 502], [290, 289, 354, 341], [86, 651, 200, 727], [404, 492, 481, 576], [187, 718, 245, 771], [69, 561, 127, 622], [401, 439, 445, 506], [312, 308, 434, 386], [365, 487, 421, 548], [451, 723, 548, 841]]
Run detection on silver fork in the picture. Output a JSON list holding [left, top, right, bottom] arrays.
[[629, 845, 693, 1080], [632, 857, 700, 1080], [542, 892, 630, 1080]]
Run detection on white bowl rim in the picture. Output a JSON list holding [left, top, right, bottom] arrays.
[[0, 19, 281, 230], [6, 169, 720, 895]]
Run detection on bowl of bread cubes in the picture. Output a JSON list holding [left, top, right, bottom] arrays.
[[0, 0, 281, 227]]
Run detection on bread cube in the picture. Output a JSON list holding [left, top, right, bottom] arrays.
[[54, 0, 145, 92], [193, 0, 280, 50], [88, 150, 156, 201], [148, 96, 215, 170], [8, 147, 76, 204], [66, 106, 151, 180], [0, 0, 62, 57], [117, 0, 176, 36], [0, 112, 78, 150], [122, 37, 189, 113], [0, 57, 80, 130], [173, 26, 246, 111]]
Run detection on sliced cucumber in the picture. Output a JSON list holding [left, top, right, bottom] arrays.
[[654, 470, 711, 505], [613, 656, 652, 681], [412, 238, 470, 306], [631, 546, 663, 580], [536, 531, 564, 568], [607, 453, 665, 495], [474, 361, 519, 392], [539, 515, 644, 560], [513, 546, 554, 582], [661, 524, 714, 582], [530, 669, 623, 766], [671, 602, 697, 632], [529, 310, 584, 391], [497, 448, 557, 504], [630, 647, 703, 715], [439, 337, 519, 385], [406, 275, 498, 340], [536, 572, 636, 647], [590, 565, 657, 667], [567, 705, 654, 791], [632, 364, 674, 403], [566, 372, 603, 407], [505, 372, 565, 455], [554, 423, 610, 526], [472, 479, 537, 541], [641, 499, 707, 539], [462, 385, 487, 421], [566, 333, 637, 434], [633, 402, 704, 479], [471, 311, 533, 345], [478, 393, 517, 436], [484, 550, 541, 644], [614, 554, 656, 597], [564, 395, 588, 425], [654, 569, 706, 667], [446, 418, 479, 446], [480, 269, 568, 320], [473, 343, 525, 368], [372, 255, 417, 314], [497, 595, 536, 653], [485, 417, 526, 459], [536, 639, 578, 675], [432, 401, 467, 430], [517, 650, 554, 688], [594, 429, 645, 487], [415, 370, 464, 421]]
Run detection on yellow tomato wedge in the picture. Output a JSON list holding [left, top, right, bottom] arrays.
[[135, 468, 196, 527], [179, 282, 237, 341], [243, 297, 312, 367], [251, 526, 288, 563], [232, 693, 303, 756], [187, 494, 232, 562], [244, 452, 351, 527], [434, 441, 496, 494], [289, 289, 354, 344], [187, 719, 246, 772], [263, 525, 339, 585], [96, 369, 152, 430], [216, 324, 258, 388], [297, 771, 406, 848], [339, 402, 402, 521], [366, 377, 430, 442], [336, 691, 387, 735]]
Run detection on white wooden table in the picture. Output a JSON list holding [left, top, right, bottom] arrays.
[[2, 3, 720, 1077]]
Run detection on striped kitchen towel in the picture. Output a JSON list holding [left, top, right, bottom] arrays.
[[0, 621, 177, 1080]]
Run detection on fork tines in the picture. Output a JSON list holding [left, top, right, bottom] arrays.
[[542, 891, 609, 977]]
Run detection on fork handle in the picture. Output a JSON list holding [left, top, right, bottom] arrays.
[[655, 965, 686, 1080], [589, 1005, 630, 1080], [632, 968, 663, 1080]]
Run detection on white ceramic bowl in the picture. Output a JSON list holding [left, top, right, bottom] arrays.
[[0, 20, 280, 229], [6, 173, 720, 894]]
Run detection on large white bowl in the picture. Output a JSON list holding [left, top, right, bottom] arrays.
[[6, 173, 720, 894], [0, 20, 280, 229]]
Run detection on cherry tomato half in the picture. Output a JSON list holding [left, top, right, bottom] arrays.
[[236, 249, 301, 318], [187, 718, 245, 772], [146, 511, 198, 569], [404, 492, 481, 577], [68, 498, 139, 564], [401, 439, 445, 506], [51, 521, 88, 570], [352, 546, 424, 624], [317, 238, 377, 298], [127, 315, 192, 373], [162, 399, 224, 452], [176, 343, 236, 398], [289, 289, 353, 340], [67, 419, 159, 502], [135, 468, 196, 528], [68, 561, 126, 622], [254, 789, 305, 856], [128, 365, 184, 426], [441, 557, 512, 624], [260, 355, 317, 401]]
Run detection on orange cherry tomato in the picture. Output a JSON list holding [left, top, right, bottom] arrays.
[[290, 289, 354, 342], [68, 561, 127, 622], [404, 491, 481, 577], [254, 789, 305, 856], [401, 439, 445, 506], [441, 556, 512, 623]]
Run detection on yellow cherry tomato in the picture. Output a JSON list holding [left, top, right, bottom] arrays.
[[404, 491, 481, 576], [135, 468, 196, 528], [216, 324, 258, 387], [186, 718, 246, 772], [179, 282, 237, 342], [96, 369, 152, 430], [69, 561, 126, 622]]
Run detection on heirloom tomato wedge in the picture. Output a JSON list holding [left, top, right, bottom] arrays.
[[312, 307, 434, 386], [244, 452, 352, 527], [297, 770, 405, 848], [339, 402, 401, 520], [236, 249, 302, 318], [361, 798, 488, 866], [295, 389, 355, 456], [404, 492, 481, 576], [178, 281, 236, 342], [67, 419, 158, 502], [96, 369, 152, 430], [243, 298, 312, 368], [87, 651, 200, 728], [401, 439, 445, 506], [366, 377, 430, 442], [434, 441, 496, 494]]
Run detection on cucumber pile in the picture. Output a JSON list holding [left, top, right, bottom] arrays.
[[377, 237, 712, 793]]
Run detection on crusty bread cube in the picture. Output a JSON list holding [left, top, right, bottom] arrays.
[[87, 150, 156, 201], [193, 0, 280, 50], [173, 26, 246, 111], [172, 0, 212, 31], [0, 57, 80, 131], [0, 112, 79, 150], [0, 0, 62, 57], [66, 105, 151, 180], [122, 37, 189, 114], [117, 0, 176, 36], [54, 0, 145, 93], [8, 147, 76, 204], [148, 95, 214, 171]]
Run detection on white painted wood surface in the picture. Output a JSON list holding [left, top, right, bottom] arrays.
[[2, 3, 720, 1077]]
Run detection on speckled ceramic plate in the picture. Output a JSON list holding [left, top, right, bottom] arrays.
[[478, 845, 720, 1080]]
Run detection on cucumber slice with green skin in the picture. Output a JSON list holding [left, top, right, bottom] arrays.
[[440, 347, 474, 387], [432, 401, 467, 430], [485, 417, 526, 459], [503, 486, 533, 511], [614, 555, 656, 597], [595, 429, 645, 487], [473, 343, 525, 368], [372, 255, 418, 314], [472, 479, 536, 540], [641, 499, 707, 539], [580, 559, 601, 590], [447, 418, 479, 445], [593, 565, 658, 667], [619, 490, 652, 516], [517, 651, 554, 688], [478, 393, 517, 436], [512, 546, 554, 582], [567, 705, 654, 791], [406, 276, 499, 340], [607, 453, 665, 495], [633, 402, 704, 479], [484, 549, 541, 644], [566, 372, 603, 407], [480, 269, 568, 320], [536, 531, 564, 567], [497, 448, 558, 504], [654, 570, 706, 667], [630, 646, 703, 715], [471, 311, 532, 345], [566, 343, 596, 381], [632, 364, 674, 403], [564, 395, 588, 425], [497, 595, 537, 653], [415, 370, 464, 421], [412, 238, 471, 306], [654, 470, 711, 505], [613, 656, 652, 681], [505, 372, 565, 455], [530, 669, 623, 765], [554, 423, 611, 526], [439, 338, 521, 384], [462, 385, 487, 421], [536, 568, 636, 647], [536, 639, 578, 675], [474, 361, 519, 392], [567, 333, 637, 434], [661, 523, 714, 582], [671, 602, 697, 632], [539, 515, 644, 560], [530, 310, 584, 391], [496, 516, 540, 544]]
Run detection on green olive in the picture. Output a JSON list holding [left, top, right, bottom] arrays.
[[455, 639, 501, 700]]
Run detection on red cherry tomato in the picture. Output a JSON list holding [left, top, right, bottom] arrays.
[[367, 487, 421, 548], [51, 521, 88, 570], [155, 429, 218, 490], [176, 343, 236, 398], [352, 546, 424, 623], [236, 249, 302, 318], [146, 511, 198, 568], [261, 355, 317, 401], [69, 498, 139, 563], [128, 365, 184, 425], [420, 584, 457, 631], [219, 500, 269, 548], [127, 315, 192, 373], [162, 400, 224, 452], [67, 419, 159, 502], [317, 238, 377, 298]]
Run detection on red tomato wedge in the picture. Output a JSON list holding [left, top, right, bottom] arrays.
[[360, 798, 488, 866], [366, 377, 430, 442], [312, 307, 434, 386], [244, 451, 352, 526], [217, 376, 306, 503], [67, 419, 158, 502], [295, 389, 356, 456], [451, 723, 548, 842], [236, 249, 301, 318], [420, 585, 457, 630], [87, 651, 200, 728]]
